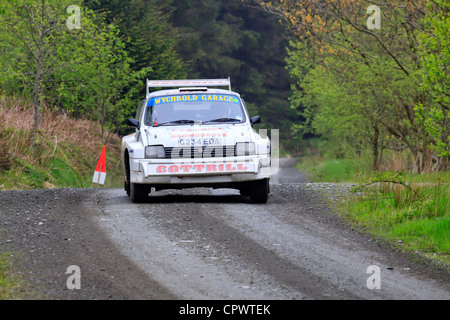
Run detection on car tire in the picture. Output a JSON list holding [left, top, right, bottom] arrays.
[[124, 152, 131, 196], [125, 179, 131, 196], [239, 186, 251, 196], [130, 182, 148, 203], [250, 178, 269, 204]]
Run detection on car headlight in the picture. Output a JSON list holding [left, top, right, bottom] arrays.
[[236, 142, 255, 156], [145, 145, 165, 159]]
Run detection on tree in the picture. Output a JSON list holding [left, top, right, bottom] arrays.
[[415, 0, 449, 162], [246, 0, 448, 172], [85, 0, 187, 99], [0, 0, 78, 137], [51, 13, 150, 144], [0, 1, 155, 141]]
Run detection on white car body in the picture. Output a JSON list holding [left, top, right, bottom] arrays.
[[121, 79, 271, 203]]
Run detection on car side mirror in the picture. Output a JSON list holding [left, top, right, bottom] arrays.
[[250, 115, 261, 126], [127, 118, 140, 129]]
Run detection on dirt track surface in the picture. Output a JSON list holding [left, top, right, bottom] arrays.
[[0, 159, 449, 300]]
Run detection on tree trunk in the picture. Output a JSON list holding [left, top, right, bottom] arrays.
[[422, 143, 432, 173], [372, 124, 380, 171], [30, 59, 42, 142], [101, 101, 105, 145]]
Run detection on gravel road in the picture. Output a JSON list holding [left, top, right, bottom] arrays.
[[0, 159, 449, 300]]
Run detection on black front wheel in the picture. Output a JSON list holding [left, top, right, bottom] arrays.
[[130, 182, 149, 203], [250, 178, 269, 204]]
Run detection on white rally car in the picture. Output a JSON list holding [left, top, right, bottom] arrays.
[[121, 79, 272, 203]]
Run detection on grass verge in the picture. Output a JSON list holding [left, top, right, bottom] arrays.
[[295, 155, 372, 182], [343, 172, 449, 268], [295, 150, 450, 268], [0, 96, 123, 190], [0, 253, 24, 299]]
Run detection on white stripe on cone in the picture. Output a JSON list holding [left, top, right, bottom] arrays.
[[92, 171, 106, 185]]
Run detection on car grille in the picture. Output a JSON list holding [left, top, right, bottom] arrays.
[[164, 146, 237, 159]]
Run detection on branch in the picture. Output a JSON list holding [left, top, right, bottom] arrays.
[[328, 1, 410, 76], [5, 24, 38, 61]]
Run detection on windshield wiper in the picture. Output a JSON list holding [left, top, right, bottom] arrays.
[[157, 119, 196, 126], [202, 118, 241, 124]]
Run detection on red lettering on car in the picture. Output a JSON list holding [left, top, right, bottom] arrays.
[[157, 166, 167, 173], [238, 163, 248, 170], [180, 165, 192, 172], [193, 165, 205, 172]]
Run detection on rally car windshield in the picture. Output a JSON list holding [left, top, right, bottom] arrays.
[[144, 94, 246, 126]]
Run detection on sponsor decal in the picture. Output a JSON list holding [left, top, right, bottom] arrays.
[[153, 163, 251, 174], [171, 127, 228, 139]]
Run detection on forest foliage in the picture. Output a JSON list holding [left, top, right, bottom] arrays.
[[244, 0, 449, 172], [0, 0, 448, 173], [0, 0, 295, 145]]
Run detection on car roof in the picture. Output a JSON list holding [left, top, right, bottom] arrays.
[[147, 88, 241, 99]]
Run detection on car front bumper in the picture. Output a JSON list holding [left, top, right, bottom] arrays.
[[129, 155, 271, 185]]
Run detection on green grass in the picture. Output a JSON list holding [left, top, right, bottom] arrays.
[[346, 181, 450, 266], [0, 253, 21, 299], [294, 151, 450, 268], [397, 171, 450, 183], [0, 252, 47, 299], [0, 136, 123, 191], [295, 155, 372, 182], [392, 217, 450, 254], [296, 153, 450, 184]]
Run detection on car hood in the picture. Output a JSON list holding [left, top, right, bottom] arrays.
[[145, 124, 255, 148]]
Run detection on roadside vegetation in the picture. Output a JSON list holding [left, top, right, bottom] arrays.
[[0, 253, 22, 299], [297, 157, 450, 269], [295, 141, 449, 268], [0, 96, 123, 191], [247, 0, 449, 173], [348, 172, 449, 267], [0, 96, 124, 299], [244, 0, 449, 268], [0, 253, 13, 299]]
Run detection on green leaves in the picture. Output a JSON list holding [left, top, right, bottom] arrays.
[[415, 0, 450, 158], [0, 0, 187, 139], [52, 12, 144, 138], [279, 0, 448, 172]]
